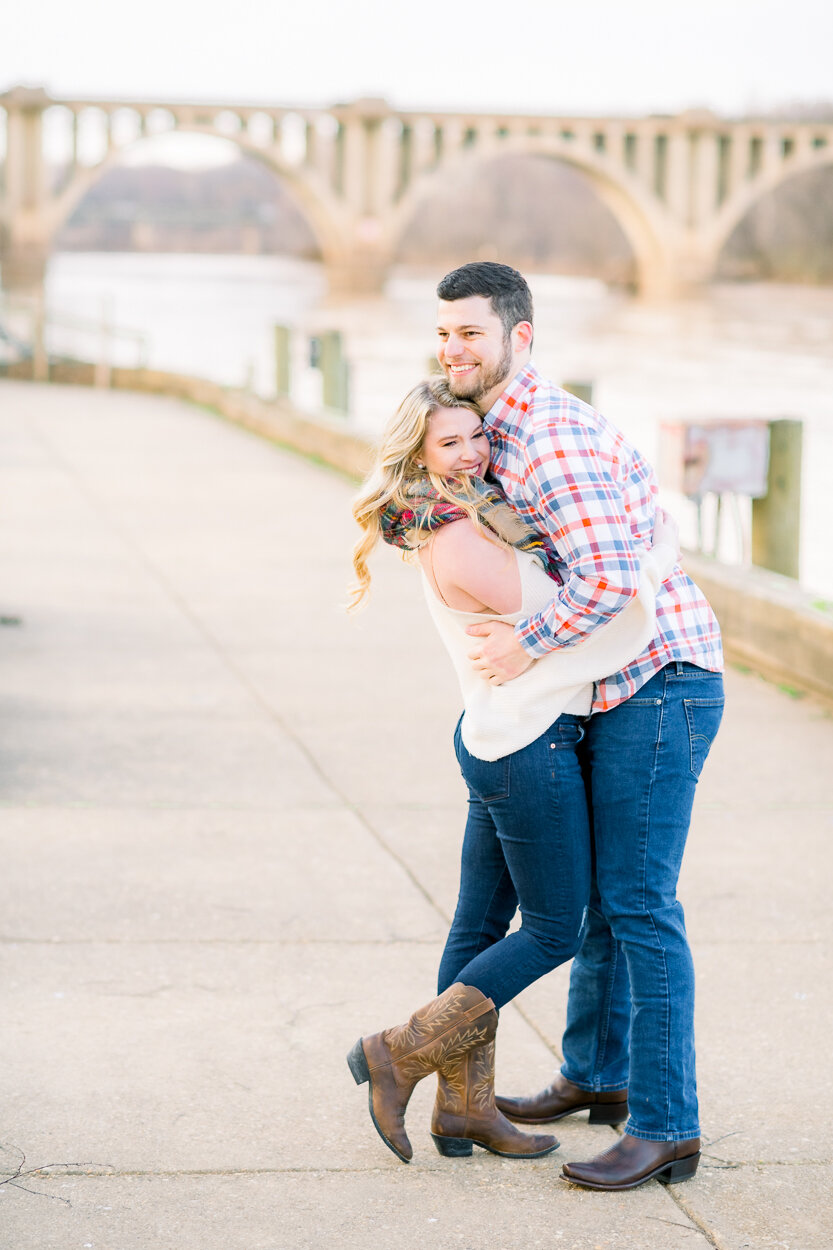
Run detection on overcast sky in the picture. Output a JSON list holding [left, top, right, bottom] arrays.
[[4, 0, 833, 118]]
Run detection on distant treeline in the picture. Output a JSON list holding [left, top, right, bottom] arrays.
[[58, 145, 833, 286], [58, 161, 319, 258]]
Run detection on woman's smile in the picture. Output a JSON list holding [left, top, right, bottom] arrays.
[[420, 406, 490, 478]]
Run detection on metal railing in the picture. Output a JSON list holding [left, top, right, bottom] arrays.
[[0, 293, 149, 384]]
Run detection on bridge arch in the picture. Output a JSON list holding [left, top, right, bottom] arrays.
[[383, 135, 682, 298], [5, 92, 833, 299], [42, 125, 352, 272], [706, 142, 833, 263]]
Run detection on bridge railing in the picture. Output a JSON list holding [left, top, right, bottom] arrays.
[[0, 292, 149, 383]]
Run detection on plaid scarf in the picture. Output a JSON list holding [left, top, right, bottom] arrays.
[[380, 474, 563, 584]]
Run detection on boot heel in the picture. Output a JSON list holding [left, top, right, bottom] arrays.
[[431, 1134, 473, 1158], [657, 1151, 700, 1184], [346, 1039, 370, 1085], [588, 1103, 629, 1126]]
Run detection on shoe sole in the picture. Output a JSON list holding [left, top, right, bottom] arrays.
[[432, 1133, 560, 1159], [560, 1150, 700, 1191]]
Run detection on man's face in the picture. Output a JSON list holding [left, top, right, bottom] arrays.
[[436, 295, 514, 408]]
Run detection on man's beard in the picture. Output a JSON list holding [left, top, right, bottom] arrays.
[[445, 334, 513, 402]]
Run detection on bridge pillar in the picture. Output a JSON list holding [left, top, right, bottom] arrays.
[[637, 246, 716, 300], [0, 86, 52, 296], [326, 228, 391, 297], [327, 250, 390, 296], [0, 239, 50, 294]]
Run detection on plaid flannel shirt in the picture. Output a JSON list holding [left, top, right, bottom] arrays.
[[483, 364, 723, 713]]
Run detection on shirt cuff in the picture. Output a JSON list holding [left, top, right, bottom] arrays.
[[513, 617, 566, 657]]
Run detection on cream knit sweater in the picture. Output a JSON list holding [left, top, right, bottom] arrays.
[[421, 542, 676, 761]]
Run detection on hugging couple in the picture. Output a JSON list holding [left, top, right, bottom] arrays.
[[347, 262, 724, 1191]]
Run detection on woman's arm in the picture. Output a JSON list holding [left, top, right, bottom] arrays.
[[418, 519, 522, 614]]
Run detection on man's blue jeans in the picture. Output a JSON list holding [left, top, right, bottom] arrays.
[[560, 662, 724, 1141], [437, 714, 591, 1010]]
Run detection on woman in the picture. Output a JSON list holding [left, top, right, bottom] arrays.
[[346, 378, 677, 1164]]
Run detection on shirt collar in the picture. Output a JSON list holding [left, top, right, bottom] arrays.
[[483, 361, 542, 435]]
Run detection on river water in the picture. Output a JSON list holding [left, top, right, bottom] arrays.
[[38, 251, 833, 599]]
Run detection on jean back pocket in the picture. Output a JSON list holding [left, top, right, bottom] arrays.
[[683, 697, 724, 778]]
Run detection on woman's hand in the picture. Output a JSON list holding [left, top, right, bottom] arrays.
[[652, 507, 681, 561]]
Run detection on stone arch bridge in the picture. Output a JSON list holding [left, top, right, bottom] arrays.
[[1, 85, 831, 298]]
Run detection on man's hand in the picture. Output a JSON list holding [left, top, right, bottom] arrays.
[[466, 621, 534, 685]]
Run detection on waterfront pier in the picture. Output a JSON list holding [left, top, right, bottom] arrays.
[[1, 379, 831, 1248]]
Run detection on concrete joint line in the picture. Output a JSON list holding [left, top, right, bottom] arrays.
[[666, 1187, 734, 1250], [20, 1166, 441, 1179]]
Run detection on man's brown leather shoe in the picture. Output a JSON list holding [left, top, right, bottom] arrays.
[[495, 1073, 628, 1125], [561, 1133, 701, 1190]]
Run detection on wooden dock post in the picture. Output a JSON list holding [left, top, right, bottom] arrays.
[[274, 325, 291, 398], [751, 419, 803, 579]]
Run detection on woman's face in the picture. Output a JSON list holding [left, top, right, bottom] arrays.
[[419, 407, 490, 478]]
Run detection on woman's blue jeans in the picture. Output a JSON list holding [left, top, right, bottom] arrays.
[[437, 714, 591, 1011], [560, 662, 724, 1142]]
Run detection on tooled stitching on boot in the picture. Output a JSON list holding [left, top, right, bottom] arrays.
[[386, 989, 494, 1055], [436, 1042, 555, 1150], [393, 1023, 492, 1083], [468, 1042, 495, 1116], [435, 1050, 469, 1114], [365, 989, 496, 1076]]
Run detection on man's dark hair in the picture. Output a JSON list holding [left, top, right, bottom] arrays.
[[436, 262, 534, 337]]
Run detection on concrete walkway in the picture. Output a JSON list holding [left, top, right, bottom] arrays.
[[1, 380, 831, 1250]]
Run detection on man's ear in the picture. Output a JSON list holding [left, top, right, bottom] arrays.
[[512, 321, 534, 353]]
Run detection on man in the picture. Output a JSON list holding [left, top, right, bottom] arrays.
[[434, 261, 724, 1191]]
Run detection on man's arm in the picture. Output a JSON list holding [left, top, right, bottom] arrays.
[[513, 420, 645, 657], [465, 505, 676, 687], [466, 417, 652, 683]]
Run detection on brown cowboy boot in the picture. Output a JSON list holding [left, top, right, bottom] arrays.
[[496, 1072, 629, 1125], [430, 1039, 559, 1159], [347, 983, 497, 1163], [561, 1133, 701, 1190]]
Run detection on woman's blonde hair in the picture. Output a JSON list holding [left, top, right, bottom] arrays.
[[348, 378, 483, 611]]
